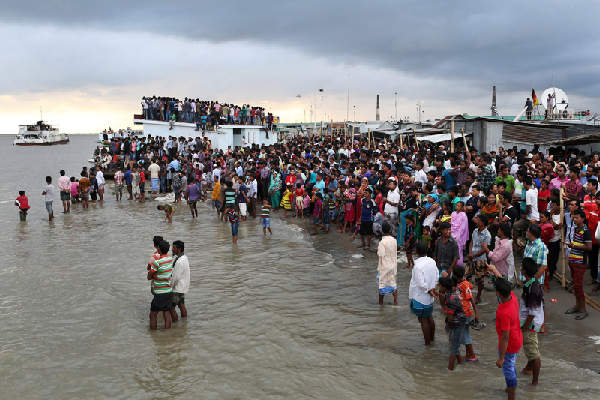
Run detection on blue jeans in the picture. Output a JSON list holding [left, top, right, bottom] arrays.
[[462, 316, 472, 345], [160, 177, 166, 193], [231, 222, 239, 237], [166, 111, 171, 121], [500, 351, 519, 388], [446, 325, 465, 355]]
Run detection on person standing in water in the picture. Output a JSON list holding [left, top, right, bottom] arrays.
[[148, 240, 174, 330], [42, 176, 54, 221], [58, 170, 71, 214], [170, 240, 189, 322], [377, 222, 398, 305], [15, 191, 30, 221]]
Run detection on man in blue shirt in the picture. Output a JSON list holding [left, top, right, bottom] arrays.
[[124, 166, 133, 200], [314, 173, 326, 194], [442, 160, 458, 191]]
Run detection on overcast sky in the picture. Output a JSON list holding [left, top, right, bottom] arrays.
[[1, 0, 598, 133]]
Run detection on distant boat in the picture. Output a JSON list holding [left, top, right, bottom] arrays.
[[97, 127, 143, 144], [14, 120, 69, 146]]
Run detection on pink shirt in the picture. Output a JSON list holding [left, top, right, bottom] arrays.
[[549, 176, 568, 190], [488, 238, 512, 277], [70, 182, 79, 196], [58, 175, 71, 191]]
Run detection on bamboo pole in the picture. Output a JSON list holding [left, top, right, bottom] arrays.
[[385, 138, 388, 150], [344, 120, 347, 144], [399, 129, 404, 150], [450, 120, 455, 153], [560, 187, 566, 289], [460, 128, 468, 152], [367, 128, 371, 148], [413, 128, 418, 148]]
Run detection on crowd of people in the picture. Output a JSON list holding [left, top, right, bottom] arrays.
[[141, 96, 274, 130], [20, 130, 600, 400]]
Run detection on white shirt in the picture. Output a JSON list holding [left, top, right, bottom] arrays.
[[148, 163, 160, 179], [409, 256, 439, 305], [526, 187, 539, 220], [384, 188, 400, 214], [414, 169, 428, 185], [96, 170, 105, 186], [170, 254, 190, 294], [248, 180, 258, 197]]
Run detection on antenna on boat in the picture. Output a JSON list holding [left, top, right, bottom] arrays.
[[40, 107, 43, 122]]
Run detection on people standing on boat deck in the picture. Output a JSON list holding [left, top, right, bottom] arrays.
[[96, 168, 105, 203], [525, 97, 533, 120], [170, 240, 189, 322], [58, 170, 71, 213], [15, 191, 30, 221], [42, 176, 54, 221]]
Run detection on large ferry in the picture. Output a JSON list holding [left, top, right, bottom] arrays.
[[14, 120, 69, 146]]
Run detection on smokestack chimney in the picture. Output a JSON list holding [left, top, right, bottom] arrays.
[[376, 95, 380, 121], [491, 86, 498, 116]]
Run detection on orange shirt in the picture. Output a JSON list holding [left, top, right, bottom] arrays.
[[457, 280, 474, 317]]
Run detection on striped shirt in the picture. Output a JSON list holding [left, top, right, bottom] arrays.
[[151, 255, 174, 294], [226, 210, 239, 224], [261, 206, 270, 218], [569, 225, 591, 265]]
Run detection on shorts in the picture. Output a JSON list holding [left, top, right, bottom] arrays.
[[231, 222, 239, 237], [313, 216, 320, 224], [446, 325, 465, 355], [462, 316, 473, 345], [187, 199, 197, 206], [98, 184, 105, 191], [212, 199, 221, 209], [60, 191, 70, 201], [115, 184, 124, 193], [45, 201, 53, 214], [359, 221, 374, 236], [261, 217, 270, 228], [468, 260, 487, 285], [80, 191, 89, 200], [500, 351, 519, 388], [410, 299, 433, 318], [150, 292, 173, 312], [172, 292, 185, 306], [239, 203, 247, 216], [522, 330, 540, 361], [139, 182, 145, 192], [132, 185, 140, 195]]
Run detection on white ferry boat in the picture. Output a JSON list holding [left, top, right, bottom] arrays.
[[14, 120, 69, 146], [98, 127, 144, 144]]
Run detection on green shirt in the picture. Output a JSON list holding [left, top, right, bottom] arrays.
[[495, 174, 515, 192], [151, 255, 174, 294]]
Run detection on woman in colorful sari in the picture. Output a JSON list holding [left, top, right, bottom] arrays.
[[481, 192, 500, 248], [269, 170, 282, 212], [451, 201, 469, 266], [342, 182, 357, 233]]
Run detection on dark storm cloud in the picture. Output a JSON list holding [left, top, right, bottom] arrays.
[[1, 0, 599, 96]]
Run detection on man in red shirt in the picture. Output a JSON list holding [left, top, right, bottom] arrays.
[[489, 270, 523, 400]]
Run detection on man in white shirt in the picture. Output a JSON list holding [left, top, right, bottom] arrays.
[[513, 175, 539, 244], [148, 159, 161, 194], [96, 169, 105, 203], [409, 240, 440, 345], [383, 180, 400, 238], [170, 240, 190, 322], [247, 175, 258, 218], [58, 169, 71, 214], [414, 161, 428, 185]]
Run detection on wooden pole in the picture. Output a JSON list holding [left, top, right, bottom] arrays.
[[344, 120, 347, 144], [413, 128, 418, 149], [450, 120, 455, 153], [385, 138, 388, 150], [460, 128, 468, 152], [560, 187, 566, 289], [399, 129, 404, 150], [367, 128, 371, 148]]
